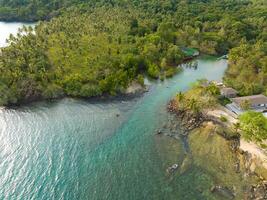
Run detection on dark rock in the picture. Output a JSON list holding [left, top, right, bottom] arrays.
[[211, 185, 235, 199], [230, 139, 240, 151], [248, 182, 267, 199], [234, 161, 240, 173]]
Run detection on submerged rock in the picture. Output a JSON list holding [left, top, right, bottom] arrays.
[[234, 161, 240, 173], [167, 98, 267, 198], [249, 182, 267, 199], [211, 185, 235, 199]]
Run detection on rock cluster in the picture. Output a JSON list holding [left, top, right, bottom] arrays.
[[167, 98, 267, 198], [167, 100, 204, 134], [210, 185, 235, 199], [249, 182, 267, 199]]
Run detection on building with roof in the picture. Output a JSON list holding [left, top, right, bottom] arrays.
[[220, 87, 238, 98], [232, 94, 267, 110], [226, 94, 267, 115]]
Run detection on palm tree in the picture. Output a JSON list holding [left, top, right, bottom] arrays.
[[176, 91, 184, 102], [188, 98, 200, 114], [206, 84, 219, 96], [176, 91, 185, 109]]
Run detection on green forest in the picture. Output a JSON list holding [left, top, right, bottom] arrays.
[[0, 0, 266, 105], [224, 42, 267, 96], [0, 0, 75, 21]]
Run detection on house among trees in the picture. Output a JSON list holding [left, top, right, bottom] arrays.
[[220, 87, 238, 98], [226, 94, 267, 114]]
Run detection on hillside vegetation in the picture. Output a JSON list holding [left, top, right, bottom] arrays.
[[0, 0, 266, 105], [224, 42, 267, 96]]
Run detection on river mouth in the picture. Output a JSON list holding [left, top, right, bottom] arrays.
[[0, 56, 247, 199]]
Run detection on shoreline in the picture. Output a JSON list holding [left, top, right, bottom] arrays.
[[1, 54, 200, 109], [207, 107, 267, 173], [240, 140, 267, 165], [167, 97, 267, 198], [169, 101, 267, 172], [240, 139, 267, 171], [208, 106, 267, 175], [4, 84, 149, 109]]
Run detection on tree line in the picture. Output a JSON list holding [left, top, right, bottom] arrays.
[[0, 0, 266, 105]]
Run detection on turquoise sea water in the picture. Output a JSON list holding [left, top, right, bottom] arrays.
[[0, 22, 243, 199], [0, 55, 228, 199]]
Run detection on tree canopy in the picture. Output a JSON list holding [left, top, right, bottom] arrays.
[[0, 0, 266, 105], [224, 42, 267, 96], [239, 111, 267, 142]]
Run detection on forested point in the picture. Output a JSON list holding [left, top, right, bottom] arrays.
[[0, 0, 266, 106]]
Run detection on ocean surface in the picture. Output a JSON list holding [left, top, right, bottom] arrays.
[[0, 22, 255, 199]]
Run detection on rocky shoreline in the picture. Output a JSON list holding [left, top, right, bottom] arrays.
[[166, 99, 267, 199], [167, 99, 205, 134]]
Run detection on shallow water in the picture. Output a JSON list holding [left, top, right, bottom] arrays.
[[0, 22, 255, 199], [0, 56, 234, 199]]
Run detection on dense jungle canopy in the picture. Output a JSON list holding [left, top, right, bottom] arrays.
[[0, 0, 266, 105]]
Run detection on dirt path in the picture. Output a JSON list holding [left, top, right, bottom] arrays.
[[206, 106, 238, 125]]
